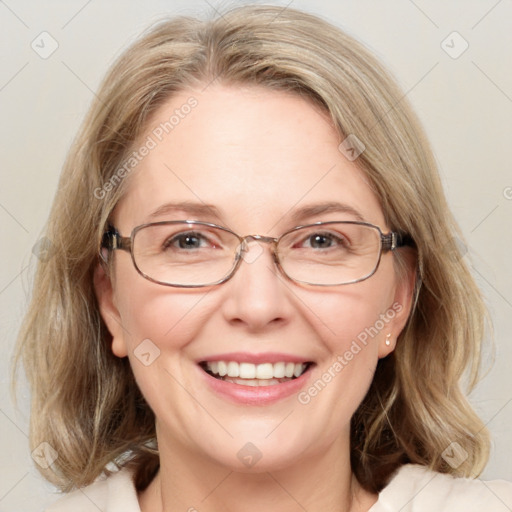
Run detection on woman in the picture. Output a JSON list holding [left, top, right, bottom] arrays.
[[17, 4, 512, 511]]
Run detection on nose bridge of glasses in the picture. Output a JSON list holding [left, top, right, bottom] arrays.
[[239, 235, 278, 251], [243, 234, 277, 244], [237, 234, 279, 264]]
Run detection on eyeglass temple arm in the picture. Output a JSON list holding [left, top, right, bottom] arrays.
[[382, 232, 415, 252], [101, 227, 132, 257]]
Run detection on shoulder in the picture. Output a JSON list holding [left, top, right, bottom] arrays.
[[372, 464, 512, 512], [44, 468, 140, 512]]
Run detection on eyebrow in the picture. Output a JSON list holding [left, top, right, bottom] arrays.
[[147, 201, 366, 224], [148, 201, 222, 220], [290, 202, 366, 223]]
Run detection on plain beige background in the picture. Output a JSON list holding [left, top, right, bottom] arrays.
[[1, 0, 511, 510]]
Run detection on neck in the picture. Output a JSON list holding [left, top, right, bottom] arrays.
[[138, 430, 377, 512]]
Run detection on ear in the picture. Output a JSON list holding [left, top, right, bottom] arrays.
[[378, 248, 418, 358], [93, 262, 128, 358]]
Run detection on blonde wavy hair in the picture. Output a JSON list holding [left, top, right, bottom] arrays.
[[16, 4, 490, 494]]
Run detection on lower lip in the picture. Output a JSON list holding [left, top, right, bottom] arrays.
[[200, 366, 313, 405]]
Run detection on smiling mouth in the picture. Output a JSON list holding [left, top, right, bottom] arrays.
[[200, 360, 314, 387]]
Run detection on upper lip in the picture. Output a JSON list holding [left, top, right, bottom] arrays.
[[198, 352, 314, 364]]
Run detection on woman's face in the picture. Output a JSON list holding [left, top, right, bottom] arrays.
[[96, 84, 413, 472]]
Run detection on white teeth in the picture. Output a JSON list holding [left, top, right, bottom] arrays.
[[217, 361, 227, 377], [285, 362, 295, 378], [227, 361, 239, 377], [205, 360, 309, 382], [273, 362, 285, 378], [242, 379, 258, 387], [255, 363, 273, 379], [239, 362, 256, 379], [293, 364, 305, 378], [223, 377, 288, 387]]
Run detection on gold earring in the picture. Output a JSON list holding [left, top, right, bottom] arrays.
[[385, 333, 392, 346]]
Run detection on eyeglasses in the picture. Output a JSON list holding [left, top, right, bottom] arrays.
[[101, 220, 411, 288]]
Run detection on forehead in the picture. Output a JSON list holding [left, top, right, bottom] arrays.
[[114, 84, 385, 233]]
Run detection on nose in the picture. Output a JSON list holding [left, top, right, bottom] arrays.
[[220, 239, 293, 332]]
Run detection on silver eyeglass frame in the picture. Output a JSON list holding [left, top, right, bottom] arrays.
[[100, 220, 412, 288]]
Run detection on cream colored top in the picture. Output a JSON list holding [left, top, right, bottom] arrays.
[[45, 464, 512, 511]]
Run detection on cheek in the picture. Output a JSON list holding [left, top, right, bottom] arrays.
[[115, 260, 214, 372], [117, 288, 212, 348], [294, 290, 390, 424], [307, 294, 383, 394], [112, 276, 219, 432], [293, 270, 395, 407], [112, 255, 218, 357], [303, 277, 394, 354]]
